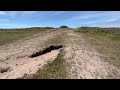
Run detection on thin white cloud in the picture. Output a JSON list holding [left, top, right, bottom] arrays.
[[0, 11, 6, 15], [68, 12, 101, 21], [0, 11, 37, 18], [0, 19, 9, 22], [22, 11, 37, 14], [87, 22, 120, 27], [0, 23, 29, 29], [69, 15, 92, 21], [68, 11, 120, 21], [52, 11, 66, 15], [20, 11, 37, 17], [3, 11, 19, 18], [106, 17, 120, 22]]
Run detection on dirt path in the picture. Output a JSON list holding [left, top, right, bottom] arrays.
[[0, 30, 63, 79], [0, 29, 120, 79], [63, 31, 120, 79]]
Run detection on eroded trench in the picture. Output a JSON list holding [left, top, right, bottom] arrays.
[[30, 45, 64, 58], [0, 45, 64, 75]]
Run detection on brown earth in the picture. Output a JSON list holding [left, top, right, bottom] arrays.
[[0, 29, 120, 79]]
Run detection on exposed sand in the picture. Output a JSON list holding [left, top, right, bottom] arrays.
[[64, 31, 120, 79], [0, 49, 61, 79]]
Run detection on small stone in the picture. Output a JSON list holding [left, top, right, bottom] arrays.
[[0, 66, 10, 73]]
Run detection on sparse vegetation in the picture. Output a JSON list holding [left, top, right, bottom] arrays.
[[0, 28, 52, 46], [76, 27, 120, 68], [76, 27, 120, 41]]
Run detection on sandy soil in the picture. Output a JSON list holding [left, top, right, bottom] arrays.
[[0, 30, 62, 79], [0, 29, 120, 79], [64, 31, 120, 79]]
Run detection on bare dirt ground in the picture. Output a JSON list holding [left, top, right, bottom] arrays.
[[0, 29, 120, 79], [63, 31, 120, 79]]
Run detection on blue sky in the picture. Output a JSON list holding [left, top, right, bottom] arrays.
[[0, 11, 120, 28]]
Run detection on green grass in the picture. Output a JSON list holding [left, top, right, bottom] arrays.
[[76, 28, 120, 68], [76, 29, 120, 40], [0, 28, 52, 46]]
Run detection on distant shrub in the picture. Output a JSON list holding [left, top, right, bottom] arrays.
[[77, 26, 120, 31], [77, 26, 100, 30], [30, 27, 55, 29], [59, 25, 69, 28]]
